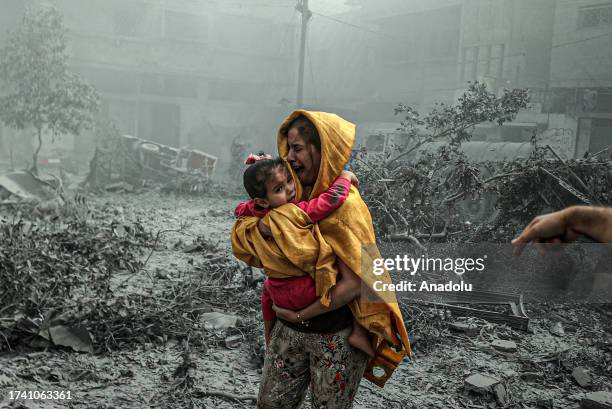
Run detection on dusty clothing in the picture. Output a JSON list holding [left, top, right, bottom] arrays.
[[235, 176, 352, 321], [257, 321, 368, 409], [232, 203, 339, 307], [232, 110, 411, 386], [275, 111, 409, 351], [261, 275, 316, 321]]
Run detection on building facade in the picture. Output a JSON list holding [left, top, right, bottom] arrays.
[[0, 0, 297, 176], [459, 0, 557, 146], [316, 0, 463, 121], [340, 0, 611, 158], [548, 0, 612, 157]]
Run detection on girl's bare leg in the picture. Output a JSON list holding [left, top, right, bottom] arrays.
[[348, 318, 375, 357]]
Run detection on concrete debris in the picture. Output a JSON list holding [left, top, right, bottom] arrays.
[[32, 196, 65, 216], [491, 339, 518, 353], [428, 302, 530, 330], [464, 373, 499, 394], [224, 335, 242, 349], [0, 171, 56, 202], [521, 372, 543, 382], [48, 325, 94, 354], [549, 321, 565, 337], [449, 322, 479, 336], [182, 243, 203, 253], [531, 345, 571, 363], [572, 367, 592, 388], [581, 391, 612, 409], [502, 369, 518, 380], [536, 398, 555, 408], [493, 383, 508, 405], [87, 135, 218, 189], [200, 312, 240, 331], [104, 181, 135, 193]]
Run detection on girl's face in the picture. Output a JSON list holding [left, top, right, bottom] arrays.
[[255, 166, 296, 209]]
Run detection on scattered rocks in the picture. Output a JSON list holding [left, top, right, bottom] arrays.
[[171, 239, 184, 250], [183, 243, 203, 253], [224, 335, 242, 349], [465, 373, 499, 394], [493, 383, 508, 405], [502, 369, 518, 380], [491, 339, 517, 353], [200, 312, 241, 331], [449, 322, 479, 336], [536, 398, 555, 408], [104, 181, 135, 193], [549, 321, 565, 337], [521, 372, 543, 382], [572, 366, 592, 388], [581, 391, 612, 409]]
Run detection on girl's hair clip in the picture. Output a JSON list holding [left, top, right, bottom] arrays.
[[245, 152, 273, 165]]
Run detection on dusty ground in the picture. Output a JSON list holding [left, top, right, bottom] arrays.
[[1, 190, 611, 409]]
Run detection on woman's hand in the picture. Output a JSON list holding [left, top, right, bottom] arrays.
[[272, 304, 300, 323]]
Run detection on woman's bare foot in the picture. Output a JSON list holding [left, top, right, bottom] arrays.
[[348, 323, 376, 357]]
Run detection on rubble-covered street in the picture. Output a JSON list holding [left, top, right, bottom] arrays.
[[1, 1, 612, 407], [1, 189, 610, 409]]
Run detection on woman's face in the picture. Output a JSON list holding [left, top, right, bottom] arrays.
[[286, 128, 321, 187]]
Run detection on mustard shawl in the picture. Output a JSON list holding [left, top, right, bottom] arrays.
[[231, 110, 412, 385], [232, 203, 337, 306]]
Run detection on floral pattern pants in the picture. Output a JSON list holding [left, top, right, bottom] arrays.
[[257, 321, 369, 409]]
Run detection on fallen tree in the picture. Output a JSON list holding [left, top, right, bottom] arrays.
[[353, 83, 612, 242]]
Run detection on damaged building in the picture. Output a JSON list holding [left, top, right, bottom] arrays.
[[0, 0, 297, 178]]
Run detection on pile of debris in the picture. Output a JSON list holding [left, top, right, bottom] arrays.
[[0, 209, 150, 352], [0, 203, 261, 359], [401, 300, 612, 408], [84, 134, 221, 196]]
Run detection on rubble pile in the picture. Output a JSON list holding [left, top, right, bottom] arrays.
[[401, 301, 612, 408], [83, 131, 222, 197], [0, 205, 259, 358], [78, 271, 259, 353], [0, 210, 150, 351], [159, 174, 226, 197]]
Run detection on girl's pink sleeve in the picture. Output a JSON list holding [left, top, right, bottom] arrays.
[[295, 177, 351, 222], [234, 200, 268, 218], [261, 281, 276, 321], [234, 201, 254, 217]]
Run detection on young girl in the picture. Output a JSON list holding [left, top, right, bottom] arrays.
[[235, 152, 375, 357]]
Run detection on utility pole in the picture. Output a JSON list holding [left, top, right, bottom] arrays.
[[296, 0, 311, 107]]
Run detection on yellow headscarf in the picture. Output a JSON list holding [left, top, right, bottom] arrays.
[[232, 110, 411, 387]]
